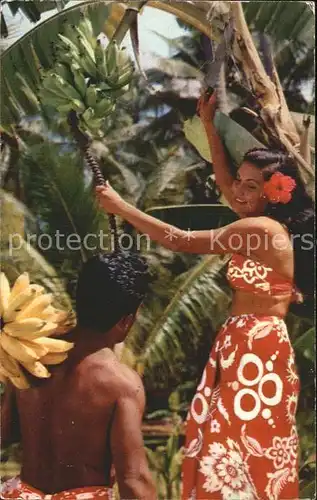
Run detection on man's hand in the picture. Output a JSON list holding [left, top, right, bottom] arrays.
[[95, 183, 127, 216], [197, 90, 217, 124]]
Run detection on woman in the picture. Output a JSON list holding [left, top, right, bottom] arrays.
[[96, 92, 314, 500]]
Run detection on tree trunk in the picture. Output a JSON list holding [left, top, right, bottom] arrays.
[[230, 2, 314, 195]]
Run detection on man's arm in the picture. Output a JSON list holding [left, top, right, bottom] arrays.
[[0, 383, 21, 448], [110, 377, 156, 500]]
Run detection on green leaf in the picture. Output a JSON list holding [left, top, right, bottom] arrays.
[[183, 112, 265, 166], [18, 141, 110, 271], [1, 242, 72, 311], [146, 204, 237, 231], [299, 479, 315, 499], [293, 327, 315, 361], [142, 156, 189, 210], [141, 255, 232, 387], [145, 447, 160, 470], [0, 2, 112, 127]]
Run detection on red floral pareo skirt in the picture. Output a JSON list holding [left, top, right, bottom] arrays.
[[182, 314, 300, 500], [0, 477, 115, 499]]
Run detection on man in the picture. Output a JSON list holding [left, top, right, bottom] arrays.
[[1, 253, 156, 499]]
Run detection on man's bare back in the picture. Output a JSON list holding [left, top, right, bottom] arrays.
[[1, 253, 156, 499], [14, 347, 151, 496]]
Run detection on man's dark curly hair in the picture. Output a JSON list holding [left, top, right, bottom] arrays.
[[76, 251, 150, 333], [242, 148, 315, 299]]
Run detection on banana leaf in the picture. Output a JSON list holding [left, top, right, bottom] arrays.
[[0, 2, 113, 127], [0, 188, 73, 310], [140, 255, 232, 388], [0, 188, 35, 239], [293, 327, 315, 362], [1, 241, 72, 311], [146, 204, 237, 230], [183, 112, 265, 166]]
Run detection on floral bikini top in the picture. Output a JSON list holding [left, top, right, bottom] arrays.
[[227, 253, 303, 303]]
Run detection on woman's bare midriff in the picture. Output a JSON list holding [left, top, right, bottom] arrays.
[[230, 291, 291, 318]]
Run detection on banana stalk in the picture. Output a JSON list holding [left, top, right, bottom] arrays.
[[67, 110, 119, 250]]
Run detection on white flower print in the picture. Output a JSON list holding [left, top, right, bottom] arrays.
[[286, 393, 298, 424], [247, 320, 274, 349], [287, 465, 298, 483], [265, 468, 292, 500], [286, 353, 299, 385], [276, 321, 289, 343], [210, 418, 221, 433], [227, 259, 271, 284], [216, 457, 245, 488], [199, 440, 259, 499], [241, 424, 264, 457], [236, 317, 248, 328], [185, 429, 203, 458], [223, 334, 232, 349], [287, 425, 299, 461], [265, 436, 291, 469], [220, 345, 238, 370]]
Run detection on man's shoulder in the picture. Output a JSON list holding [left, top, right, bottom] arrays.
[[76, 349, 144, 400]]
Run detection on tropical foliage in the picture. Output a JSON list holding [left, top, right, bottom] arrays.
[[0, 1, 315, 497]]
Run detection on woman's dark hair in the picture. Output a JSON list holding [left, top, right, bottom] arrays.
[[76, 252, 150, 332], [242, 148, 315, 300]]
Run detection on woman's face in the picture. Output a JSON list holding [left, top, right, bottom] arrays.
[[231, 162, 268, 217]]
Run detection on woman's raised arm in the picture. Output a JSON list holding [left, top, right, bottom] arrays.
[[198, 92, 235, 204], [96, 185, 280, 261]]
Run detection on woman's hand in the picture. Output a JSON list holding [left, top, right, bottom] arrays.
[[197, 90, 217, 124], [95, 183, 127, 215]]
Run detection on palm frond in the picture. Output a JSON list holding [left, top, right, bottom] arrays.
[[1, 241, 72, 310], [18, 141, 109, 268], [145, 56, 203, 80], [139, 255, 232, 389], [0, 189, 72, 309], [91, 142, 144, 205], [141, 151, 189, 210], [149, 30, 200, 67], [243, 1, 314, 48]]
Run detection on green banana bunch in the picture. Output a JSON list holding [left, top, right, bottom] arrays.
[[39, 17, 135, 138], [54, 63, 74, 86], [76, 17, 95, 47], [39, 73, 85, 113]]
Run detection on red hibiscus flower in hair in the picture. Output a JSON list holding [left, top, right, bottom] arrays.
[[263, 172, 296, 204]]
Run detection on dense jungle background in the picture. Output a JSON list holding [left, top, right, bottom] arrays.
[[0, 1, 315, 498]]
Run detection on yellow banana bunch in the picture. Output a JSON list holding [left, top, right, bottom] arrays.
[[0, 272, 75, 389], [39, 17, 135, 138], [0, 272, 10, 317]]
